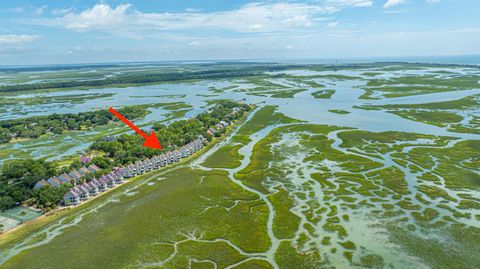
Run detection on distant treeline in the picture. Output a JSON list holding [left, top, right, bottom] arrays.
[[0, 64, 120, 73], [0, 65, 298, 93], [0, 106, 148, 143]]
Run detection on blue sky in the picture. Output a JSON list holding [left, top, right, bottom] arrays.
[[0, 0, 479, 64]]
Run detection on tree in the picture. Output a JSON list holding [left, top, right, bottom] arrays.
[[32, 184, 71, 210], [1, 159, 56, 189], [92, 156, 113, 170], [69, 159, 82, 170], [0, 223, 4, 234], [0, 196, 16, 211], [51, 127, 64, 134], [0, 127, 11, 143], [19, 210, 27, 224], [0, 158, 56, 210]]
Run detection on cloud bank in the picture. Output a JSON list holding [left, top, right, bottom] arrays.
[[55, 1, 373, 37]]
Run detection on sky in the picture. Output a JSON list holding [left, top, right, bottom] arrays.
[[0, 0, 479, 65]]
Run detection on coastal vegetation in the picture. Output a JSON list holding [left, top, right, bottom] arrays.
[[0, 106, 148, 143], [357, 95, 480, 134], [360, 74, 480, 99], [312, 89, 335, 99], [0, 159, 57, 210]]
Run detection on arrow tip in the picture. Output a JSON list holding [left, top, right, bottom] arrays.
[[143, 131, 163, 150]]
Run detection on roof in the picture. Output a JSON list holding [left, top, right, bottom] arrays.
[[47, 177, 63, 187], [88, 164, 100, 172], [80, 155, 91, 164], [58, 173, 73, 183], [77, 185, 88, 193], [81, 182, 91, 190], [69, 170, 82, 179], [78, 167, 91, 175], [64, 190, 79, 199], [33, 180, 50, 190]]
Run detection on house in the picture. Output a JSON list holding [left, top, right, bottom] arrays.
[[113, 172, 124, 184], [33, 180, 50, 190], [139, 160, 147, 172], [135, 161, 144, 174], [108, 172, 117, 181], [78, 167, 91, 176], [63, 189, 80, 205], [104, 136, 115, 142], [58, 173, 74, 184], [114, 169, 124, 180], [207, 128, 215, 136], [160, 154, 168, 166], [96, 178, 107, 192], [151, 157, 160, 169], [76, 185, 90, 201], [187, 144, 194, 154], [154, 157, 162, 169], [167, 152, 175, 163], [174, 150, 181, 160], [219, 120, 230, 128], [68, 170, 83, 182], [127, 164, 137, 175], [80, 155, 91, 164], [122, 166, 135, 178], [144, 159, 152, 172], [80, 182, 94, 197], [87, 164, 100, 173], [179, 147, 189, 158], [104, 175, 115, 188], [47, 177, 63, 187], [87, 181, 99, 196]]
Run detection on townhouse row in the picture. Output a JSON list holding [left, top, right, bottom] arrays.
[[33, 164, 101, 190], [122, 137, 206, 177], [63, 168, 124, 205], [63, 136, 206, 206]]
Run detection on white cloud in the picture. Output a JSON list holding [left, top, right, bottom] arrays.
[[52, 2, 373, 37], [34, 5, 47, 15], [326, 0, 373, 8], [62, 4, 131, 32], [426, 0, 441, 3], [328, 21, 339, 27], [383, 0, 408, 8], [52, 8, 73, 16], [0, 34, 41, 45]]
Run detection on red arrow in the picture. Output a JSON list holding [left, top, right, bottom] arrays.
[[108, 107, 163, 150]]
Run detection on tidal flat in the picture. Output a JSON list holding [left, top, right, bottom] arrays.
[[0, 62, 479, 268]]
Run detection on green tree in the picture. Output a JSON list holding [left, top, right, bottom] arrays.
[[92, 156, 112, 170], [0, 127, 11, 143]]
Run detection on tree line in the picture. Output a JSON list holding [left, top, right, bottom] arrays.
[[0, 64, 302, 93]]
